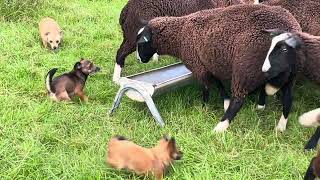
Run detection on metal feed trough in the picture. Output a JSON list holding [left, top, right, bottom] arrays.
[[109, 62, 194, 127]]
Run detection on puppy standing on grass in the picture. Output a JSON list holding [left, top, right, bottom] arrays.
[[45, 58, 100, 102], [39, 17, 62, 50], [107, 135, 182, 180]]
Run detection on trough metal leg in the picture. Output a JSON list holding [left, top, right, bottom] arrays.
[[109, 84, 165, 127]]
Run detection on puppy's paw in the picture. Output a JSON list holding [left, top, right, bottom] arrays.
[[213, 120, 229, 133], [257, 104, 265, 110]]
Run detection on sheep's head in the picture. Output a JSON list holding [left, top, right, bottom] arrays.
[[136, 26, 157, 63], [262, 29, 302, 79]]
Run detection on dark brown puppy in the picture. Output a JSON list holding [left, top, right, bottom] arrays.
[[107, 135, 182, 180], [304, 151, 320, 180], [45, 58, 100, 102]]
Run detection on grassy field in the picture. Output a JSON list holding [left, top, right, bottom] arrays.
[[0, 0, 320, 179]]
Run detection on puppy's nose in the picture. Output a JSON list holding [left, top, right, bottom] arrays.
[[53, 46, 57, 50]]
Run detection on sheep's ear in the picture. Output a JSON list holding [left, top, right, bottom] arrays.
[[138, 18, 149, 26], [285, 36, 303, 48], [263, 29, 286, 37]]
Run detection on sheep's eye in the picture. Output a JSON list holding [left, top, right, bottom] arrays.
[[49, 40, 53, 43], [282, 47, 288, 52]]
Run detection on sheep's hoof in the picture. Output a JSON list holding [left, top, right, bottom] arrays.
[[223, 99, 230, 112], [257, 104, 265, 110], [213, 120, 229, 133], [152, 53, 159, 62], [275, 115, 287, 133]]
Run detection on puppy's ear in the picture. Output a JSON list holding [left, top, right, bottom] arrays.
[[74, 62, 82, 70], [45, 32, 50, 36]]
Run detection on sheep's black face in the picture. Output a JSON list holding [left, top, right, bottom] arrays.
[[262, 30, 302, 79], [136, 26, 157, 63]]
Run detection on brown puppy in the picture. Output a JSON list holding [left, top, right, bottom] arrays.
[[107, 135, 182, 180], [39, 17, 62, 50], [45, 58, 100, 102], [304, 151, 320, 180]]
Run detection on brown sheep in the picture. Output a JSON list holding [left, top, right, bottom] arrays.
[[136, 4, 303, 132], [113, 0, 244, 83]]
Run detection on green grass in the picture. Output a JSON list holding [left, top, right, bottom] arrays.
[[0, 0, 319, 179]]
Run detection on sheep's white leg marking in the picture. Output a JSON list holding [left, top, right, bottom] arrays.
[[253, 0, 259, 4], [224, 99, 230, 112], [262, 33, 291, 72], [213, 120, 230, 133], [299, 108, 320, 127], [257, 104, 265, 110], [113, 64, 122, 84], [152, 53, 159, 62], [276, 114, 288, 132], [265, 83, 280, 95]]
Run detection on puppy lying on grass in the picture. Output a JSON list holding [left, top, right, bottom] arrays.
[[107, 135, 182, 180], [45, 58, 100, 102], [39, 17, 62, 50]]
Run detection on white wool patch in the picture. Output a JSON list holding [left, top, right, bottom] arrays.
[[299, 108, 320, 127], [276, 114, 288, 132], [137, 27, 145, 35], [213, 120, 230, 133], [113, 64, 122, 84], [265, 83, 280, 95], [262, 33, 291, 72], [152, 53, 159, 62], [257, 104, 265, 110], [224, 99, 230, 112]]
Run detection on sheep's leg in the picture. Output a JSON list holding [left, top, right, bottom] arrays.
[[214, 78, 230, 112], [303, 157, 316, 180], [213, 97, 244, 132], [202, 85, 210, 104], [114, 40, 135, 83], [304, 127, 320, 151], [257, 86, 266, 110], [276, 81, 293, 132]]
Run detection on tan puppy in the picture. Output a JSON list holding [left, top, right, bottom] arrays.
[[39, 17, 62, 50], [107, 135, 182, 180]]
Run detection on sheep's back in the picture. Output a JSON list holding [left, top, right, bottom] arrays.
[[120, 0, 244, 42], [179, 4, 301, 81], [264, 0, 320, 36]]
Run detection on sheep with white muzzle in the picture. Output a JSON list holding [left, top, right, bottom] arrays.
[[135, 4, 306, 132]]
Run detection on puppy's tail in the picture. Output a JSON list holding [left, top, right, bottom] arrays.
[[45, 68, 57, 94]]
